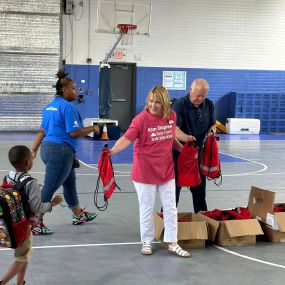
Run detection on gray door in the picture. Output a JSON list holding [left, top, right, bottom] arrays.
[[109, 63, 136, 131]]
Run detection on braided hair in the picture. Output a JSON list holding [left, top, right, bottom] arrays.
[[55, 69, 73, 96]]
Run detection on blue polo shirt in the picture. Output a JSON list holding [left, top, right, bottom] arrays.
[[41, 97, 83, 151], [172, 94, 215, 148]]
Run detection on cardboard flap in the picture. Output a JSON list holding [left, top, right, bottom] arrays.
[[224, 219, 263, 237], [248, 186, 275, 221], [198, 213, 219, 242], [275, 213, 285, 232], [154, 213, 164, 240], [178, 221, 208, 240]]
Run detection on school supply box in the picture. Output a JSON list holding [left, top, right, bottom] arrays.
[[199, 187, 264, 246], [154, 212, 208, 249], [248, 186, 285, 243]]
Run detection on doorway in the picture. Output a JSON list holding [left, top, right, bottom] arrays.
[[109, 62, 136, 131]]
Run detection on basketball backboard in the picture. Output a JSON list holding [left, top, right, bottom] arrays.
[[96, 0, 151, 36]]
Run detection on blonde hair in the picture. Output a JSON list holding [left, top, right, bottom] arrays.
[[145, 86, 170, 118]]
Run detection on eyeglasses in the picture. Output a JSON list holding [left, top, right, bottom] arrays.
[[197, 109, 203, 122]]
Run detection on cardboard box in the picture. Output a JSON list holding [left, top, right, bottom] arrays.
[[248, 186, 285, 243], [199, 187, 265, 247], [199, 212, 263, 246], [154, 212, 208, 249]]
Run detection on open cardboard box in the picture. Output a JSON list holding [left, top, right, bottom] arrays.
[[248, 186, 285, 243], [200, 213, 263, 246], [154, 212, 208, 249], [199, 187, 264, 246]]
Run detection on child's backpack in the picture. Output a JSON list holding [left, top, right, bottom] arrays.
[[0, 174, 34, 248]]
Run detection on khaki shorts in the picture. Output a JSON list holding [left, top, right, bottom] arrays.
[[14, 228, 33, 262]]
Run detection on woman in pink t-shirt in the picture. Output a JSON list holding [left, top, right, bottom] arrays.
[[110, 86, 190, 258]]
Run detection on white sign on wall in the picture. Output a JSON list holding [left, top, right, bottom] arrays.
[[162, 71, 187, 90]]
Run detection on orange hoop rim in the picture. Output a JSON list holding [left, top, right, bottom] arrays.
[[117, 24, 137, 34]]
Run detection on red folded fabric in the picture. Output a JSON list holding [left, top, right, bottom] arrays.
[[274, 206, 285, 213], [203, 207, 252, 221]]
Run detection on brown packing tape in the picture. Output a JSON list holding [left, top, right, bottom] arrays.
[[223, 219, 264, 238], [248, 186, 275, 221]]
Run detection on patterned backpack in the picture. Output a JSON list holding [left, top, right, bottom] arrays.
[[0, 174, 34, 248]]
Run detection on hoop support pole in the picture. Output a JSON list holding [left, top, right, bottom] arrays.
[[101, 33, 124, 65]]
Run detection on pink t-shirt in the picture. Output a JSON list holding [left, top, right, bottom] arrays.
[[124, 109, 176, 184]]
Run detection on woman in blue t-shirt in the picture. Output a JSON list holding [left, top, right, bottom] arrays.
[[31, 69, 100, 235]]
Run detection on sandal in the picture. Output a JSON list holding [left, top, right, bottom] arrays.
[[141, 242, 152, 255], [168, 244, 191, 257]]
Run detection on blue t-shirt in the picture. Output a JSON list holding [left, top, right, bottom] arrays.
[[41, 97, 83, 151]]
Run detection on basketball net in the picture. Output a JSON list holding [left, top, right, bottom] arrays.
[[121, 29, 135, 45], [118, 24, 137, 46]]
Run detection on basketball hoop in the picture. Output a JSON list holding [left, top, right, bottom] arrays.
[[117, 24, 137, 45]]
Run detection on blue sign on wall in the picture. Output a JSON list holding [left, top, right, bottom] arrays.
[[162, 71, 187, 90]]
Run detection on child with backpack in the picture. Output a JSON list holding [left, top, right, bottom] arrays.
[[0, 145, 63, 285]]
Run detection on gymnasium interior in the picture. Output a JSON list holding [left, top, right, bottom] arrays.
[[0, 1, 285, 284]]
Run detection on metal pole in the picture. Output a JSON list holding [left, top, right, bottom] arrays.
[[102, 33, 124, 64]]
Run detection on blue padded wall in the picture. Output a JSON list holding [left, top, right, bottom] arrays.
[[65, 64, 100, 119], [65, 64, 285, 133], [136, 67, 285, 114]]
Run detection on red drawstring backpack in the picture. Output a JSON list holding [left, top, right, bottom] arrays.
[[200, 135, 222, 185], [177, 142, 202, 187], [94, 144, 121, 211]]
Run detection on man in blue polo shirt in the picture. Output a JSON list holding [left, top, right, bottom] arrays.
[[172, 78, 216, 213]]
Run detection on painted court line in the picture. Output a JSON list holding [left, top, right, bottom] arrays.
[[220, 152, 268, 176], [213, 245, 285, 269], [0, 241, 159, 251], [1, 242, 284, 270], [78, 160, 130, 174]]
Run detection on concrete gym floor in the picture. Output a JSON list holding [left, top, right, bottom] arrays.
[[0, 133, 285, 285]]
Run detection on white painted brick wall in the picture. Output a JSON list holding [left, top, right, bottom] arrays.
[[63, 0, 285, 70]]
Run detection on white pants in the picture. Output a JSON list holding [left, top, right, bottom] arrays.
[[133, 179, 178, 243]]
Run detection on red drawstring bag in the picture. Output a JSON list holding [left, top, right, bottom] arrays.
[[177, 142, 201, 187], [94, 144, 121, 211], [203, 207, 252, 221], [200, 135, 222, 185]]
